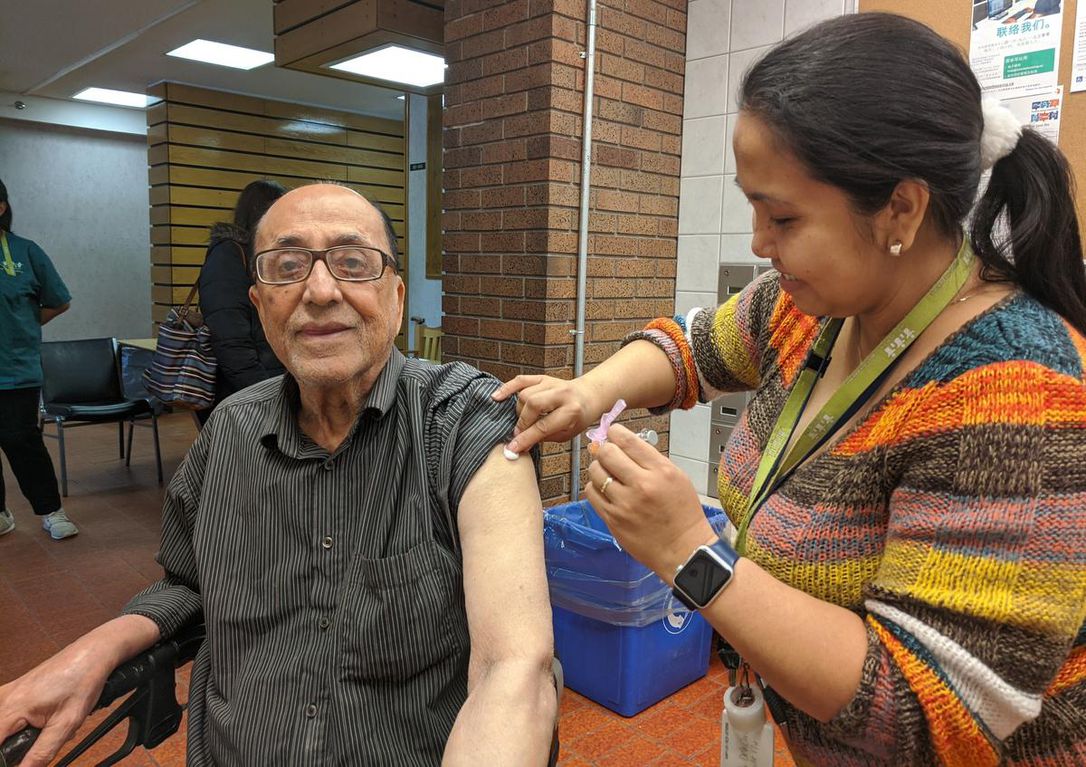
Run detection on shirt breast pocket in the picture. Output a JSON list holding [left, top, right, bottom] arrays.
[[341, 540, 469, 683]]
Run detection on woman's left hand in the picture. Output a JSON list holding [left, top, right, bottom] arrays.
[[586, 424, 718, 579]]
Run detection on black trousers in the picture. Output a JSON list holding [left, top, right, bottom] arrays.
[[0, 387, 62, 515]]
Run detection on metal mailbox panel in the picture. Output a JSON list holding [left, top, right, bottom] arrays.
[[711, 391, 749, 425], [706, 423, 732, 499], [709, 423, 732, 461], [717, 264, 759, 303]]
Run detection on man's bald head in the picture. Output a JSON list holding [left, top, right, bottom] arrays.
[[253, 183, 398, 269]]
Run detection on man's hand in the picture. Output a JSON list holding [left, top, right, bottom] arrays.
[[0, 640, 113, 766], [0, 616, 159, 767]]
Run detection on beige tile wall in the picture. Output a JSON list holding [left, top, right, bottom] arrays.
[[672, 0, 856, 492]]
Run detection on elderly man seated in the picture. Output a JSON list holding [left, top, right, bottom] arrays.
[[0, 184, 557, 766]]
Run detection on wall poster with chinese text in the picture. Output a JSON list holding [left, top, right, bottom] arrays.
[[970, 2, 1064, 99], [1004, 85, 1063, 145], [1071, 0, 1086, 92]]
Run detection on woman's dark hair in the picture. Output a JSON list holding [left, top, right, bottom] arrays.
[[233, 179, 287, 236], [739, 12, 1086, 334], [0, 177, 11, 231], [210, 180, 287, 265]]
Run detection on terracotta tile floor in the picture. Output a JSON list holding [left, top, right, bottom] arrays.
[[0, 413, 796, 766]]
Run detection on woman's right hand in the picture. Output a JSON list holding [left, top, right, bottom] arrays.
[[493, 375, 606, 454]]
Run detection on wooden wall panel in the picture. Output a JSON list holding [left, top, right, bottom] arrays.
[[147, 82, 406, 333]]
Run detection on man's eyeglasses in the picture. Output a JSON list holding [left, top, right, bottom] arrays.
[[253, 245, 394, 285]]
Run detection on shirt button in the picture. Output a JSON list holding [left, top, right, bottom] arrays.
[[321, 536, 333, 550], [319, 616, 331, 630], [305, 703, 318, 718], [322, 460, 333, 471]]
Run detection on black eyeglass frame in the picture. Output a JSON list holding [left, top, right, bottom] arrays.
[[253, 245, 396, 285]]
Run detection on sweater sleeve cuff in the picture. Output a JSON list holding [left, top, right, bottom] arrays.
[[621, 318, 699, 414], [823, 622, 884, 739]]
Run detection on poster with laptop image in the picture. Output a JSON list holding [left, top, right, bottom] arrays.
[[970, 0, 1064, 98]]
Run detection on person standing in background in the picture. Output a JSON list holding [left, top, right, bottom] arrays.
[[196, 179, 287, 424], [0, 178, 77, 540]]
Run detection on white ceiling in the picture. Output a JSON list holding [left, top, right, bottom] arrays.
[[0, 0, 407, 121]]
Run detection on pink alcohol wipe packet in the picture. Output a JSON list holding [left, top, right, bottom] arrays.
[[586, 399, 627, 452]]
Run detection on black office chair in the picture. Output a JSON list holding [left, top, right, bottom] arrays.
[[39, 338, 163, 496]]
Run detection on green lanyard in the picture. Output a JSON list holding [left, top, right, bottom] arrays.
[[735, 239, 975, 555], [1, 232, 15, 277]]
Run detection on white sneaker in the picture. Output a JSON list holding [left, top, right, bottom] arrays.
[[0, 509, 14, 536], [42, 509, 78, 540]]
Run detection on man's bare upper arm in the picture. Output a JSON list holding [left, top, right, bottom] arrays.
[[457, 445, 553, 670]]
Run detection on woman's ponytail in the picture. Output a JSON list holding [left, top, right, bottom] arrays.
[[971, 128, 1086, 335]]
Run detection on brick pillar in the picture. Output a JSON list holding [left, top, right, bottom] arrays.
[[443, 0, 686, 504]]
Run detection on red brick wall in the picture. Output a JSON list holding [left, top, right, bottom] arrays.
[[443, 0, 686, 504]]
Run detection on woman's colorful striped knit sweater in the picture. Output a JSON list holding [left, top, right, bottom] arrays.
[[630, 273, 1086, 766]]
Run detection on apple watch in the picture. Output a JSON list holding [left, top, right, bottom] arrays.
[[671, 538, 739, 610]]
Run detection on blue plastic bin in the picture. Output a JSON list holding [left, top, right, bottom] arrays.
[[544, 500, 726, 717]]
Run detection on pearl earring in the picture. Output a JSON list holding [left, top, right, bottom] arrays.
[[889, 241, 903, 256]]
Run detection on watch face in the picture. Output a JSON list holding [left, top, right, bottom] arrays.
[[675, 550, 731, 606]]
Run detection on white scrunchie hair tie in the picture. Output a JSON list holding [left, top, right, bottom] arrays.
[[980, 95, 1022, 170]]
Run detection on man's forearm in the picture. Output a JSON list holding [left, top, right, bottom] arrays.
[[82, 615, 162, 671], [443, 659, 556, 767]]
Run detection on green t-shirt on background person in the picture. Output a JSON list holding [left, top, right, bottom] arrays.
[[0, 230, 72, 390]]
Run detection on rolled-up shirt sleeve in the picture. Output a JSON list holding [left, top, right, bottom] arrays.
[[422, 364, 539, 532]]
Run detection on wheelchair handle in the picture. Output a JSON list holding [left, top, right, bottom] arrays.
[[0, 623, 204, 767], [0, 728, 38, 767]]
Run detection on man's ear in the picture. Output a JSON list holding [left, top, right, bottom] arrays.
[[873, 178, 930, 254], [392, 274, 406, 331], [249, 284, 263, 315]]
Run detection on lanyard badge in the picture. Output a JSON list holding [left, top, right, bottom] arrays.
[[736, 240, 975, 554], [1, 232, 15, 277]]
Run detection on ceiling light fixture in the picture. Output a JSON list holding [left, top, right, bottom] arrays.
[[167, 39, 275, 70], [329, 45, 445, 88], [73, 87, 151, 109]]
